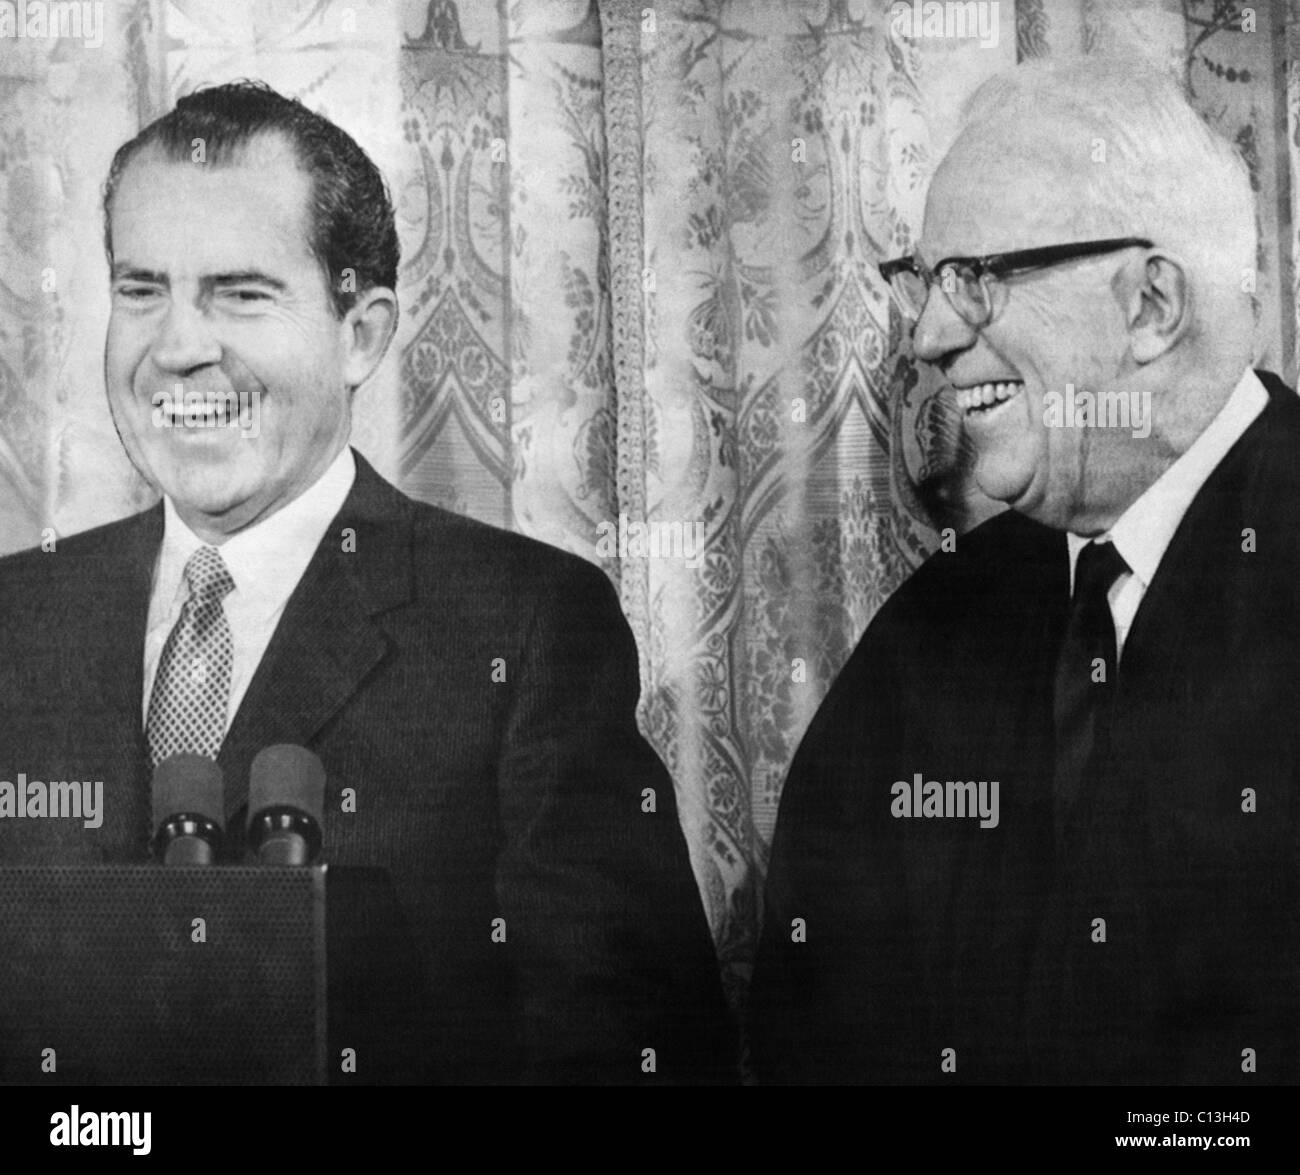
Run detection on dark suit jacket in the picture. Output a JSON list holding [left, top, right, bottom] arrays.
[[0, 451, 735, 1084], [751, 371, 1300, 1085]]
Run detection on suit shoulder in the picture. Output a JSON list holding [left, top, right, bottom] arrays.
[[0, 507, 158, 577], [876, 507, 1060, 625], [344, 458, 614, 601], [818, 508, 1061, 705], [1250, 371, 1300, 501], [403, 496, 619, 606], [394, 497, 638, 681]]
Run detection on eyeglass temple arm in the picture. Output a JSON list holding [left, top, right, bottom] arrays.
[[879, 237, 1153, 282], [938, 237, 1156, 277]]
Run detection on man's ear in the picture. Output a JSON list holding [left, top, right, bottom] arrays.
[[340, 287, 398, 389], [1116, 251, 1189, 364]]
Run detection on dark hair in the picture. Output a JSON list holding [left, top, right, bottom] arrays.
[[102, 79, 400, 318]]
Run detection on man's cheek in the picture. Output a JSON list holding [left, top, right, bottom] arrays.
[[106, 336, 149, 398], [213, 343, 272, 401]]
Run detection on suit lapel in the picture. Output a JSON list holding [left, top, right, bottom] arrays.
[[60, 505, 160, 857], [218, 452, 414, 832], [1112, 377, 1283, 720], [1060, 400, 1255, 866]]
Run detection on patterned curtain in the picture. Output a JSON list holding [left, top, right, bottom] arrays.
[[0, 0, 1295, 1011]]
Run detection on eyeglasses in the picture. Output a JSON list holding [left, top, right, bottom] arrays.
[[878, 237, 1154, 328]]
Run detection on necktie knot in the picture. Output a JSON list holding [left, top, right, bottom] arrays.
[[1073, 540, 1128, 602], [183, 546, 235, 605]]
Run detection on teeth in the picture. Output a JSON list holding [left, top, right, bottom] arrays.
[[158, 404, 236, 425], [956, 381, 1022, 413]]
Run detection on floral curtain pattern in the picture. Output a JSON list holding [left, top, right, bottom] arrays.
[[0, 0, 1295, 1008]]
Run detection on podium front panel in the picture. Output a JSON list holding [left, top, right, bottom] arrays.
[[0, 865, 327, 1085]]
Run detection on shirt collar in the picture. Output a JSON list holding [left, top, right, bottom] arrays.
[[155, 446, 357, 614], [1067, 367, 1268, 589]]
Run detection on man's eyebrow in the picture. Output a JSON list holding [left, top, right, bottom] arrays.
[[111, 264, 167, 284], [108, 266, 290, 292], [206, 271, 289, 292]]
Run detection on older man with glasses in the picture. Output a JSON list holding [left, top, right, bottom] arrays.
[[750, 54, 1299, 1085]]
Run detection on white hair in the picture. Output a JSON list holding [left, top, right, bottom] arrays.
[[958, 54, 1257, 333]]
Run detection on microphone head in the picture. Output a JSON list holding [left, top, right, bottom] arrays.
[[247, 744, 326, 827], [151, 754, 225, 833]]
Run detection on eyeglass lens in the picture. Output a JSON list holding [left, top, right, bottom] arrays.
[[890, 264, 989, 325]]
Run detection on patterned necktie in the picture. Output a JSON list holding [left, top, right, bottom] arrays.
[[146, 546, 236, 767], [1052, 539, 1129, 834]]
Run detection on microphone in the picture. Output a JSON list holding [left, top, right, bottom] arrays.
[[246, 744, 325, 866], [152, 754, 225, 865]]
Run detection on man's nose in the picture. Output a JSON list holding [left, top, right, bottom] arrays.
[[150, 298, 222, 374], [911, 283, 978, 366]]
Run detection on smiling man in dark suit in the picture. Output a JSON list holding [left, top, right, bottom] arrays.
[[0, 81, 733, 1085], [751, 55, 1299, 1084]]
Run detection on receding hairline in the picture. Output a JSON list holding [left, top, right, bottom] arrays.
[[108, 129, 308, 203], [105, 129, 316, 248]]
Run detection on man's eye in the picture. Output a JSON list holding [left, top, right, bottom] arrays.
[[219, 288, 271, 303], [114, 285, 159, 301]]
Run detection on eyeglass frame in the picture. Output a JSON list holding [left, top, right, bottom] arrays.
[[878, 237, 1155, 327]]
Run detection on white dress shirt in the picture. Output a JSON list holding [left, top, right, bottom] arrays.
[[142, 446, 357, 730], [1066, 368, 1268, 660]]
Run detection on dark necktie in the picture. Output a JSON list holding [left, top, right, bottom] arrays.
[[1052, 540, 1129, 833], [146, 546, 236, 766]]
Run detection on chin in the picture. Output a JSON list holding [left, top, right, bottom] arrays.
[[159, 468, 253, 515], [972, 460, 1032, 508], [1005, 484, 1065, 528]]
